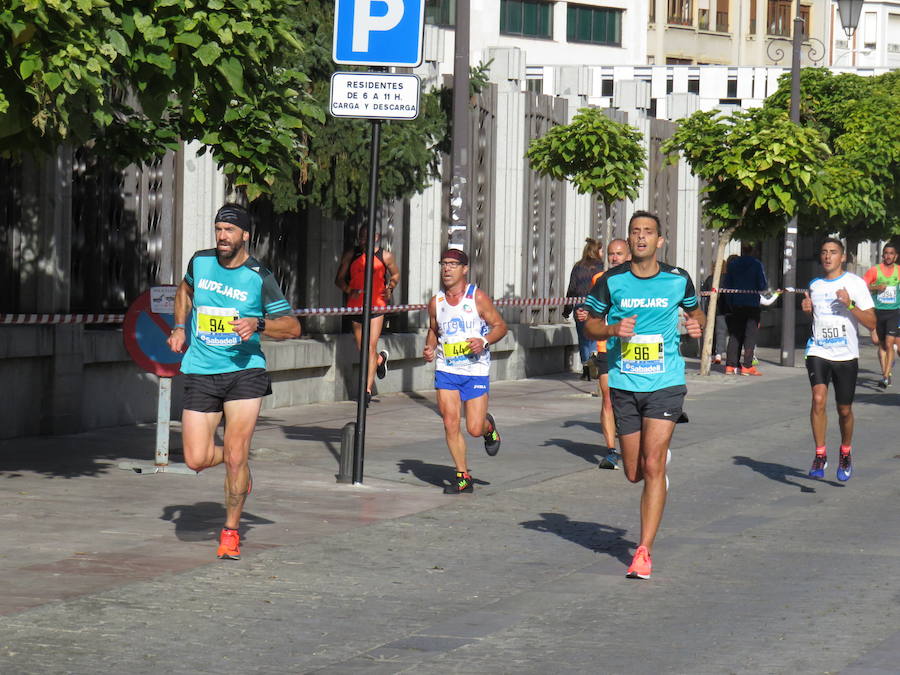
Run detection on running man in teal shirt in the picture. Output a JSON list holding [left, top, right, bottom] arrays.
[[584, 211, 705, 579], [167, 204, 301, 561]]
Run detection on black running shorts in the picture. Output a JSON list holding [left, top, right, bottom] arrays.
[[805, 356, 858, 406], [875, 309, 900, 340], [183, 368, 272, 413], [593, 352, 609, 376], [610, 385, 687, 436]]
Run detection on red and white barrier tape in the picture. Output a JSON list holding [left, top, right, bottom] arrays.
[[0, 313, 126, 325], [0, 290, 800, 325]]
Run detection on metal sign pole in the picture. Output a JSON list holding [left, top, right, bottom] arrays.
[[155, 376, 172, 465], [119, 375, 196, 475], [352, 114, 383, 485], [449, 0, 471, 251], [780, 15, 803, 368]]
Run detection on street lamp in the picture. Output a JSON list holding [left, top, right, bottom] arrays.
[[781, 2, 864, 366], [836, 0, 865, 39]]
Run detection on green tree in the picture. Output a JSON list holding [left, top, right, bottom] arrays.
[[286, 0, 454, 218], [0, 0, 323, 202], [662, 106, 830, 375], [526, 107, 645, 247], [764, 68, 900, 241]]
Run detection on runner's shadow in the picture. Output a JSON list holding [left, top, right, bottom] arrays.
[[160, 501, 275, 542], [561, 419, 602, 434], [398, 391, 441, 416], [854, 392, 900, 406], [540, 438, 607, 465], [520, 512, 634, 565], [732, 455, 842, 492], [396, 459, 490, 489], [278, 425, 344, 462]]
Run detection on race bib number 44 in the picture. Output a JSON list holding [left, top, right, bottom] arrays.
[[197, 306, 240, 347], [621, 334, 665, 375], [443, 339, 474, 365]]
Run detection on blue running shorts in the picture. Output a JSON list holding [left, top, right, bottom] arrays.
[[435, 371, 490, 401]]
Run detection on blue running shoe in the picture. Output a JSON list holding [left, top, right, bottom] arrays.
[[809, 453, 827, 479], [598, 450, 621, 470], [837, 452, 852, 482]]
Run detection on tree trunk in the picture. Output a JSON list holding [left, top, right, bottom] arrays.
[[603, 200, 613, 253], [699, 227, 736, 376]]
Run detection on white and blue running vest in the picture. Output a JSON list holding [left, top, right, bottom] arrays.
[[435, 284, 491, 377]]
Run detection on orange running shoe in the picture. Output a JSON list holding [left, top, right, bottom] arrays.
[[217, 528, 241, 560], [741, 366, 763, 376], [626, 545, 652, 579], [725, 366, 738, 375]]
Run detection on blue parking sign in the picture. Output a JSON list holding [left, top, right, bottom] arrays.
[[333, 0, 425, 67]]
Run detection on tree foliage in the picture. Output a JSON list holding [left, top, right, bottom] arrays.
[[286, 0, 450, 218], [0, 0, 323, 202], [661, 105, 830, 375], [764, 68, 900, 240], [662, 106, 830, 240], [525, 107, 646, 205]]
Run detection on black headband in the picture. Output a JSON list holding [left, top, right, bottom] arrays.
[[214, 204, 251, 232]]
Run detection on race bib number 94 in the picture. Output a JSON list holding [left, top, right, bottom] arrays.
[[197, 306, 240, 347], [621, 334, 665, 375]]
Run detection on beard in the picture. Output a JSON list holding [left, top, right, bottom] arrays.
[[216, 239, 244, 262]]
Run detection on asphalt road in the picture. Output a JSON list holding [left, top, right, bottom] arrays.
[[1, 348, 898, 674]]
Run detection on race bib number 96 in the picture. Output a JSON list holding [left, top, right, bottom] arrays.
[[197, 306, 240, 347], [621, 334, 665, 375]]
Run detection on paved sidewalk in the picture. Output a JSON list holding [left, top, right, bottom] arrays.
[[1, 349, 899, 674]]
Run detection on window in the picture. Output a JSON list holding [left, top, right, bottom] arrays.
[[864, 12, 877, 49], [749, 0, 757, 34], [526, 78, 543, 94], [727, 77, 737, 98], [767, 0, 809, 38], [668, 0, 692, 27], [716, 0, 729, 32], [567, 5, 622, 46], [500, 0, 553, 38], [425, 0, 456, 27]]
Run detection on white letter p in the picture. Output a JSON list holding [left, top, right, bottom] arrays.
[[353, 0, 404, 52]]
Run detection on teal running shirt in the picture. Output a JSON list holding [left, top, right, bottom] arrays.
[[180, 250, 294, 375], [585, 261, 700, 392]]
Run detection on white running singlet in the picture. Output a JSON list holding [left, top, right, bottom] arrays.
[[435, 283, 491, 376], [805, 272, 873, 361]]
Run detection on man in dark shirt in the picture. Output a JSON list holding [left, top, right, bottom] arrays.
[[723, 244, 767, 376]]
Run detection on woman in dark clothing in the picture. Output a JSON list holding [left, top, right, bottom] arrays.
[[563, 238, 605, 380]]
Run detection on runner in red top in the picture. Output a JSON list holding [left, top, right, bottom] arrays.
[[335, 226, 401, 405]]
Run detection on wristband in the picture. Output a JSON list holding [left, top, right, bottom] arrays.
[[257, 317, 266, 333], [173, 323, 185, 329], [481, 336, 490, 349]]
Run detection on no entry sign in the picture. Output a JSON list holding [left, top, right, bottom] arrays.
[[123, 286, 184, 377]]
